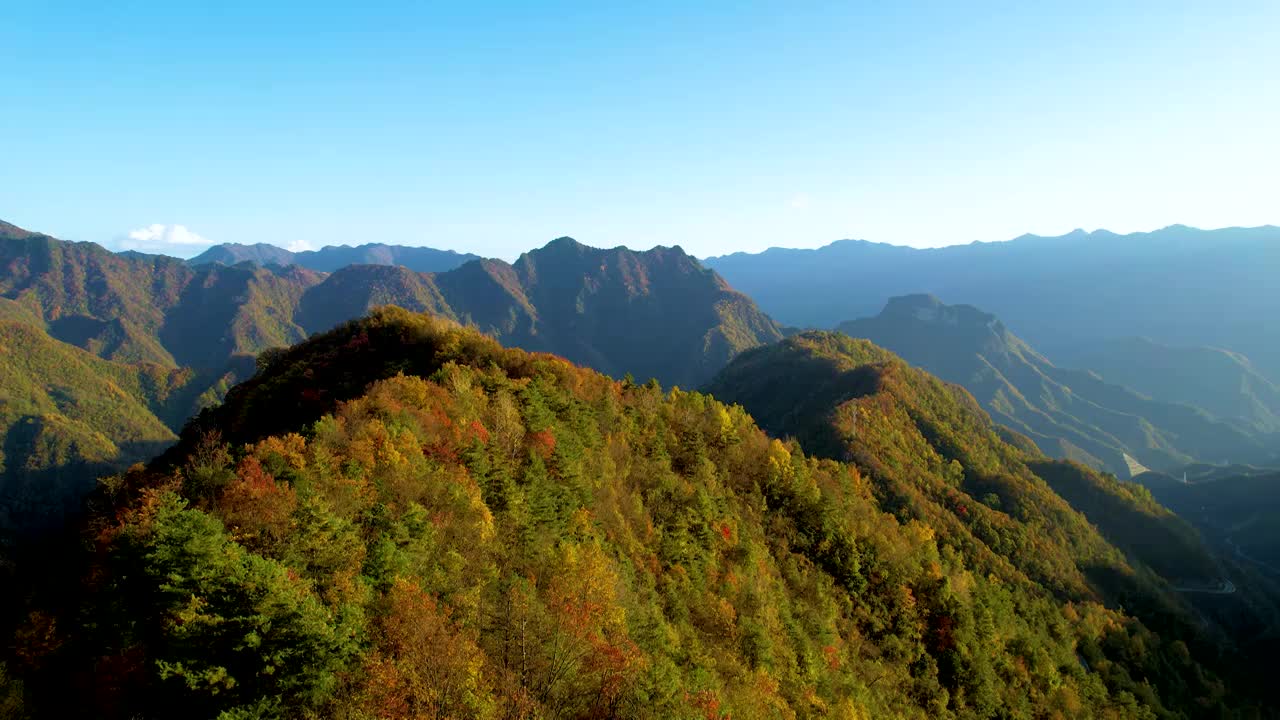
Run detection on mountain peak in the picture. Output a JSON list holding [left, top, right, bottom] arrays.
[[542, 236, 587, 251], [878, 294, 997, 329]]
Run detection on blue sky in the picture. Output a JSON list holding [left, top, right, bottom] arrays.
[[2, 1, 1277, 259]]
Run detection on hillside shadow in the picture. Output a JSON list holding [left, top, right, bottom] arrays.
[[1, 420, 173, 533]]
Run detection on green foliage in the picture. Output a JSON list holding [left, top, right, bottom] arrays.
[[0, 661, 26, 720], [707, 330, 1261, 716], [128, 494, 361, 715], [11, 311, 1260, 718], [0, 229, 782, 536]]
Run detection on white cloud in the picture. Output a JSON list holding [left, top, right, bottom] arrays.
[[285, 239, 314, 252], [788, 193, 811, 210], [115, 223, 212, 256]]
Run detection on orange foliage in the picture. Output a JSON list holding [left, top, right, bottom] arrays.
[[355, 578, 491, 719], [214, 456, 298, 544], [529, 429, 556, 459], [686, 689, 729, 720]]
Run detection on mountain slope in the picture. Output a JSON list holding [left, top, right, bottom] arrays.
[[4, 222, 780, 390], [0, 225, 325, 367], [704, 225, 1280, 380], [705, 331, 1280, 697], [835, 295, 1274, 476], [0, 222, 782, 535], [189, 241, 481, 273], [1140, 468, 1280, 576], [704, 331, 1220, 588], [9, 308, 1261, 718], [1051, 337, 1280, 433], [0, 322, 231, 529], [293, 237, 784, 389]]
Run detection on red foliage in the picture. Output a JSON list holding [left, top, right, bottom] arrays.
[[529, 428, 556, 459], [214, 457, 298, 542], [685, 689, 729, 720], [468, 419, 490, 443]]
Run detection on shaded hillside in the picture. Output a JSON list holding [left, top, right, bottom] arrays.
[[1140, 469, 1280, 576], [0, 222, 781, 536], [1051, 337, 1280, 432], [3, 222, 779, 390], [704, 225, 1280, 379], [189, 241, 480, 273], [501, 238, 782, 387], [6, 308, 1262, 718], [0, 323, 229, 530], [835, 295, 1274, 476], [293, 237, 784, 389], [0, 224, 324, 367]]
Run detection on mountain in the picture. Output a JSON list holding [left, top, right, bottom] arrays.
[[1050, 337, 1280, 433], [7, 307, 1268, 718], [0, 322, 233, 530], [289, 237, 784, 389], [704, 330, 1221, 588], [0, 224, 324, 368], [3, 222, 779, 390], [703, 225, 1280, 380], [705, 331, 1280, 697], [833, 295, 1275, 476], [188, 242, 297, 267], [0, 222, 781, 529], [189, 241, 481, 273]]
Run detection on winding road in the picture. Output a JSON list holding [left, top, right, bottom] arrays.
[[1172, 578, 1236, 595]]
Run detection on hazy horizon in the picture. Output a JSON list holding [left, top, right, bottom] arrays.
[[8, 216, 1278, 264]]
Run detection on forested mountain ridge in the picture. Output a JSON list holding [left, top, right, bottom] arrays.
[[0, 222, 781, 533], [1, 222, 780, 389], [189, 241, 481, 274], [704, 225, 1280, 380], [705, 331, 1280, 701], [0, 225, 325, 368], [3, 307, 1266, 718], [834, 295, 1276, 476]]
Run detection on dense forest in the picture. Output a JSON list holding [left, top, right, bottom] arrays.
[[1, 308, 1274, 718], [0, 223, 781, 533]]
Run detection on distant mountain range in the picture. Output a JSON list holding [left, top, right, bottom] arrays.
[[835, 295, 1277, 476], [188, 241, 480, 273], [704, 225, 1280, 381], [0, 221, 780, 526]]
